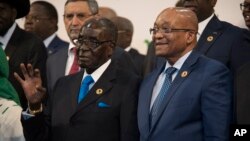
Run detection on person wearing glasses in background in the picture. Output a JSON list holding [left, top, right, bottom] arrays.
[[179, 0, 250, 73], [46, 0, 138, 94], [180, 0, 250, 124], [24, 1, 69, 56], [15, 16, 140, 141], [138, 7, 232, 141], [241, 0, 250, 30], [236, 0, 250, 125]]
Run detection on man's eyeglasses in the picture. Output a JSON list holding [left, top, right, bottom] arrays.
[[240, 3, 250, 11], [75, 38, 115, 49], [149, 27, 196, 35], [63, 13, 93, 21], [25, 16, 50, 22]]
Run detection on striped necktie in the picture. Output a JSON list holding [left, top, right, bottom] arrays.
[[150, 67, 177, 128]]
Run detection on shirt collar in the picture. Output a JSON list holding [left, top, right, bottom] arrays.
[[0, 23, 17, 50], [198, 13, 214, 36], [164, 50, 192, 71], [43, 33, 57, 48], [68, 42, 76, 55], [82, 59, 111, 82]]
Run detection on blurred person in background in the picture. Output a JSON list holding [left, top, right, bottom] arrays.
[[111, 16, 145, 76], [24, 1, 69, 55], [98, 6, 117, 20], [241, 0, 250, 30]]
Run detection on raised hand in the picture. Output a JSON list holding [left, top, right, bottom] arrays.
[[14, 63, 46, 109]]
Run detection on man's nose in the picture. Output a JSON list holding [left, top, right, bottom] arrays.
[[71, 16, 82, 25], [153, 31, 164, 39]]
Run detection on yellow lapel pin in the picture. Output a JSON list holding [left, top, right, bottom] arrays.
[[207, 36, 213, 42], [181, 71, 188, 78], [96, 88, 103, 95]]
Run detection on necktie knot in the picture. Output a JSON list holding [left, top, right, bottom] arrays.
[[164, 67, 177, 81], [165, 67, 177, 75], [82, 75, 94, 85], [71, 47, 76, 55]]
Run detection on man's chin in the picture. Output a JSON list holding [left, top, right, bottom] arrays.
[[155, 51, 166, 58], [69, 34, 79, 41]]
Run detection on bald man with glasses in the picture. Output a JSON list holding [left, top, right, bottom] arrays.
[[138, 7, 232, 141]]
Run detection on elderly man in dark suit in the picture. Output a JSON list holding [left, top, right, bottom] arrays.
[[24, 1, 69, 55], [15, 16, 140, 141], [46, 0, 137, 93], [0, 0, 47, 109], [138, 7, 232, 141]]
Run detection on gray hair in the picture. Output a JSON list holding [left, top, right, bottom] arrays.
[[65, 0, 98, 15]]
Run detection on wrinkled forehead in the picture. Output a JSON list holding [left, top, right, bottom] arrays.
[[155, 8, 197, 28], [79, 22, 114, 41]]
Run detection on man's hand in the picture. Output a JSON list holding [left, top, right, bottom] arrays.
[[14, 63, 46, 110]]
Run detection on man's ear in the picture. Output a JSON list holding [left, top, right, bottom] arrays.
[[186, 31, 196, 44]]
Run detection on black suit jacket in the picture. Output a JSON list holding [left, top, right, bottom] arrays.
[[47, 46, 139, 93], [236, 61, 250, 124], [23, 60, 140, 141], [47, 35, 69, 56], [128, 48, 145, 76], [5, 25, 47, 109]]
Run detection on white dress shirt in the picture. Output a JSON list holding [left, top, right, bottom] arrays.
[[0, 23, 16, 50], [197, 13, 215, 40], [81, 59, 111, 89], [43, 33, 56, 48]]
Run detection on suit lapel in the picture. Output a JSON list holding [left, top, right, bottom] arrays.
[[150, 52, 200, 132], [196, 15, 223, 54], [75, 62, 116, 113], [139, 62, 166, 135], [56, 47, 68, 76], [5, 26, 21, 60], [47, 36, 58, 54], [68, 71, 85, 115]]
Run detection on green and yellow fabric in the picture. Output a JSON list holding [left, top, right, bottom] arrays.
[[0, 43, 20, 105]]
